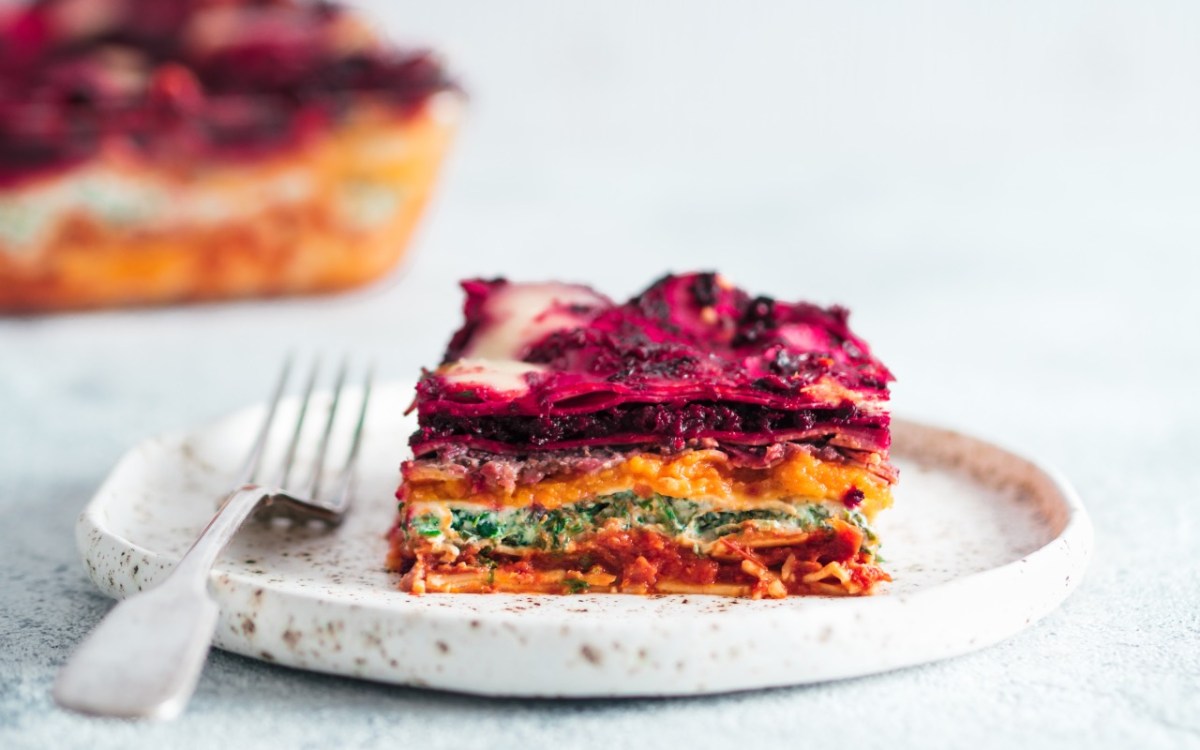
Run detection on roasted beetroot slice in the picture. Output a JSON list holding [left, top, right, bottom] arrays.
[[409, 272, 894, 457]]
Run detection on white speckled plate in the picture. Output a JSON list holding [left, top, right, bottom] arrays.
[[77, 382, 1092, 697]]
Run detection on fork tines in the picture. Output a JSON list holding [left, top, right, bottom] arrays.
[[242, 355, 374, 525]]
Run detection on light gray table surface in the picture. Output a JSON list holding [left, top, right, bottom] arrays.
[[2, 2, 1198, 748]]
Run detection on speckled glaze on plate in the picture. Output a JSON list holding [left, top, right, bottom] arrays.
[[76, 382, 1092, 697]]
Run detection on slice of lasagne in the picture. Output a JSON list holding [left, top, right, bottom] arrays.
[[389, 272, 896, 598]]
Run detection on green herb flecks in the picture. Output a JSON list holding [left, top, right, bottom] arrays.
[[412, 513, 443, 538], [419, 493, 878, 552]]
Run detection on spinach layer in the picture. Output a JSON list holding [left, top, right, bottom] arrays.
[[405, 492, 878, 553]]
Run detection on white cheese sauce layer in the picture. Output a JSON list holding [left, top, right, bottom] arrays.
[[440, 359, 548, 395], [458, 282, 610, 361], [0, 163, 412, 258]]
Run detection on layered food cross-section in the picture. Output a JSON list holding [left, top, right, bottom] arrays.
[[0, 0, 457, 311], [389, 273, 897, 598]]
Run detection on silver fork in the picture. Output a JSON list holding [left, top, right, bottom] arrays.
[[53, 356, 373, 721]]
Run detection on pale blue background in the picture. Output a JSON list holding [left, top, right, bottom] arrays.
[[2, 2, 1198, 748]]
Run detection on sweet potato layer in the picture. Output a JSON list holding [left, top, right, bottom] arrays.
[[402, 447, 892, 518]]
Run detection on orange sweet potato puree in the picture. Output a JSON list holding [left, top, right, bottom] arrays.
[[404, 449, 892, 519]]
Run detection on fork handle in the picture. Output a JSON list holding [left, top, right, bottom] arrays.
[[54, 486, 271, 720]]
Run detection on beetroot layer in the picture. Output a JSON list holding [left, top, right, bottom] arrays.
[[411, 401, 888, 456], [421, 274, 891, 416], [410, 273, 893, 458], [0, 0, 453, 187]]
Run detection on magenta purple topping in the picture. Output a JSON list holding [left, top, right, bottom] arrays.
[[411, 273, 894, 457], [0, 0, 453, 186]]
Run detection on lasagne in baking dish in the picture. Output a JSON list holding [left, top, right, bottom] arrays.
[[0, 0, 457, 311], [389, 273, 896, 598]]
